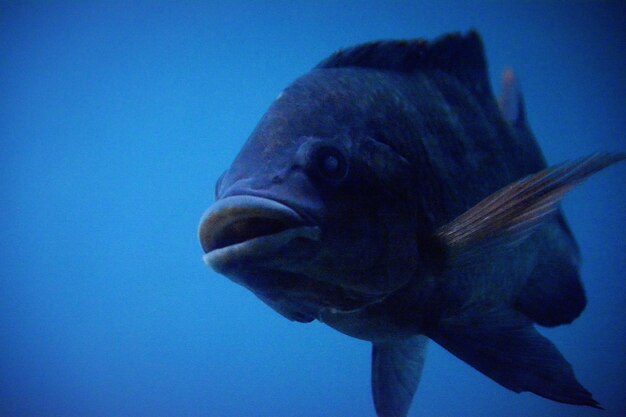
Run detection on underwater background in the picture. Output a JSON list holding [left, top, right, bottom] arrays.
[[1, 2, 625, 416]]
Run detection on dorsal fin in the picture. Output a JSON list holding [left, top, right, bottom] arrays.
[[316, 30, 490, 97], [498, 68, 527, 128]]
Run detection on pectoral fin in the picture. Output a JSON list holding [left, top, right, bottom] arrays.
[[429, 305, 600, 407], [371, 336, 428, 417], [434, 153, 625, 263]]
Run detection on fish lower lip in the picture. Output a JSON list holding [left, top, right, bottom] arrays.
[[203, 225, 321, 271]]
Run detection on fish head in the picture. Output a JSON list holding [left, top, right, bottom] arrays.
[[199, 70, 420, 322]]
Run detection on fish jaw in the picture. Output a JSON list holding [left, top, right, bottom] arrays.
[[198, 195, 321, 277]]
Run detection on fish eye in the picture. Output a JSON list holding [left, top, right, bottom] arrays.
[[309, 144, 349, 182], [296, 138, 350, 184]]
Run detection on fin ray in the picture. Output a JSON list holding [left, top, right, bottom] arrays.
[[317, 31, 490, 100], [498, 68, 526, 127], [429, 305, 600, 407], [436, 153, 626, 256], [372, 336, 428, 417], [514, 218, 586, 327]]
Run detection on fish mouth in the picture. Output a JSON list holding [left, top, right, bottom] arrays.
[[198, 195, 321, 273]]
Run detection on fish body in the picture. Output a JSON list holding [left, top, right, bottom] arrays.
[[199, 31, 622, 416]]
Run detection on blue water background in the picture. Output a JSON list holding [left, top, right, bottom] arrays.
[[1, 2, 625, 416]]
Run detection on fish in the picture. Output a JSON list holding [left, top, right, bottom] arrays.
[[198, 31, 624, 417]]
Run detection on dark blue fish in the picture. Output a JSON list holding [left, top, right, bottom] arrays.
[[198, 31, 624, 417]]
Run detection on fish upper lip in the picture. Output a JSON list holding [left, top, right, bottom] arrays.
[[198, 195, 321, 267]]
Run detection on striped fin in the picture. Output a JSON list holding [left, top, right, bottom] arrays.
[[436, 153, 625, 255]]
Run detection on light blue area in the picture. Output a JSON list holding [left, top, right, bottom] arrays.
[[1, 2, 625, 416]]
